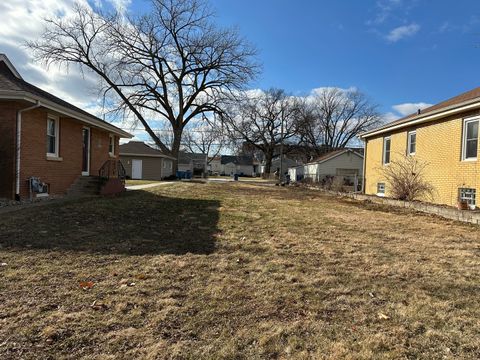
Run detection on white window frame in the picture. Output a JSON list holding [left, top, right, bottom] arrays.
[[462, 117, 479, 161], [377, 182, 386, 197], [46, 115, 60, 157], [407, 130, 416, 156], [383, 136, 391, 165], [109, 134, 115, 157]]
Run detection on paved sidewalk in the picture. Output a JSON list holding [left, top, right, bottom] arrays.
[[125, 182, 175, 191]]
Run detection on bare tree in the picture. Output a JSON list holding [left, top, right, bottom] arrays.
[[183, 115, 226, 163], [381, 154, 435, 201], [221, 88, 300, 175], [298, 88, 381, 154], [28, 0, 258, 171]]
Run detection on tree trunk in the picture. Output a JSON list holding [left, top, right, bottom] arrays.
[[264, 149, 275, 178], [171, 127, 183, 175]]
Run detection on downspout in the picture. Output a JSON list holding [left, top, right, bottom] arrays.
[[15, 101, 41, 200]]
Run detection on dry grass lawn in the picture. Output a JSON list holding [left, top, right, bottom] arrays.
[[0, 183, 479, 359]]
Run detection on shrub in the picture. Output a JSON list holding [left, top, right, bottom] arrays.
[[330, 176, 345, 192], [381, 155, 434, 201]]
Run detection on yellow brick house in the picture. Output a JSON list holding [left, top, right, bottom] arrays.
[[360, 87, 480, 208]]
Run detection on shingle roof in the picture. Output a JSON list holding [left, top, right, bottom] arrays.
[[221, 155, 253, 166], [0, 55, 131, 138], [308, 149, 363, 164], [362, 86, 480, 138], [119, 141, 173, 158], [178, 152, 206, 164]]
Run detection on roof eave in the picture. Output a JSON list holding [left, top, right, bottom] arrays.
[[0, 54, 23, 79], [307, 149, 364, 165], [0, 90, 133, 138], [360, 98, 480, 139]]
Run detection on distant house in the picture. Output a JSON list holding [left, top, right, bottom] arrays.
[[260, 155, 298, 175], [0, 54, 132, 200], [289, 149, 364, 184], [220, 155, 255, 176], [119, 141, 174, 180], [208, 156, 222, 175], [178, 152, 207, 176]]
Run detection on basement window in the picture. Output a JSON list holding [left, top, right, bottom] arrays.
[[377, 183, 385, 197], [459, 188, 476, 208], [46, 116, 59, 157], [462, 118, 479, 161]]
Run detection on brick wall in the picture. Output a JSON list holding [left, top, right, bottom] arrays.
[[16, 106, 119, 199], [364, 109, 480, 206]]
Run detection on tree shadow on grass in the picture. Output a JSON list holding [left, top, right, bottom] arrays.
[[0, 190, 220, 255]]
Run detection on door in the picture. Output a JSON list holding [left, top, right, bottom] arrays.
[[132, 159, 143, 179], [82, 127, 90, 176]]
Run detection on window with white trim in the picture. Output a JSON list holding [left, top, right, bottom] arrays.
[[407, 131, 416, 155], [383, 137, 391, 165], [109, 135, 115, 156], [462, 118, 479, 160], [46, 116, 59, 156], [377, 183, 385, 196], [459, 188, 476, 208]]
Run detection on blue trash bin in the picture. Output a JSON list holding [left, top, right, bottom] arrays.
[[233, 174, 239, 181]]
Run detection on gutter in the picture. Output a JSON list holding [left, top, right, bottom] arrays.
[[16, 101, 41, 200]]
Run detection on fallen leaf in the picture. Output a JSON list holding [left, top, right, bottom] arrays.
[[79, 281, 94, 290]]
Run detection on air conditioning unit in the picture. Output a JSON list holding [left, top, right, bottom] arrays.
[[29, 177, 49, 198]]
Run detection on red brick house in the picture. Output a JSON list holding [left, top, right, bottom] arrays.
[[0, 54, 132, 200]]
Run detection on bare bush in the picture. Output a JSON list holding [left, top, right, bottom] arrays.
[[381, 155, 434, 201], [330, 176, 345, 192]]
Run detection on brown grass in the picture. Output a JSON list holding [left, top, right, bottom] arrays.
[[0, 183, 479, 359]]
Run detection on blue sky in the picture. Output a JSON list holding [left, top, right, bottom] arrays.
[[123, 0, 480, 118], [1, 0, 479, 124]]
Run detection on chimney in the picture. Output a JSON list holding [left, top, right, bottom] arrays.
[[417, 109, 421, 115]]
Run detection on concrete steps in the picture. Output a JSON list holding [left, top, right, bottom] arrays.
[[67, 176, 102, 197]]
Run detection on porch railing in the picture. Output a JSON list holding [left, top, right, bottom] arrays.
[[99, 160, 127, 185]]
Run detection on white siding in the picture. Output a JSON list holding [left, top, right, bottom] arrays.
[[304, 151, 363, 182]]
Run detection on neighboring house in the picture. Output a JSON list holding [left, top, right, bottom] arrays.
[[220, 155, 255, 176], [288, 149, 364, 184], [178, 152, 207, 176], [119, 141, 174, 180], [360, 86, 480, 207], [208, 156, 222, 175], [260, 155, 298, 175], [0, 54, 132, 200]]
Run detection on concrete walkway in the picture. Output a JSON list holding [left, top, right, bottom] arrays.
[[125, 182, 174, 191]]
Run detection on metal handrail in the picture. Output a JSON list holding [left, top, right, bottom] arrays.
[[99, 160, 127, 185]]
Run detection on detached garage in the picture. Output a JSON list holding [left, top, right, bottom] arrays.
[[119, 141, 175, 180]]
